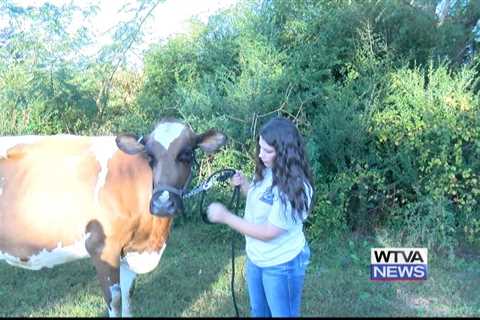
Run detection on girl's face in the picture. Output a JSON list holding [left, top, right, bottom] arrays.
[[259, 136, 276, 168]]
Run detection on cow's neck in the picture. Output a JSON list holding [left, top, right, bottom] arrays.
[[124, 215, 172, 253]]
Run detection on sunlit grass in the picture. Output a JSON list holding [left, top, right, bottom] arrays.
[[0, 222, 479, 317], [180, 254, 248, 317]]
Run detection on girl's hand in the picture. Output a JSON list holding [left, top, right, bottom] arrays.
[[231, 170, 246, 187], [207, 202, 229, 224]]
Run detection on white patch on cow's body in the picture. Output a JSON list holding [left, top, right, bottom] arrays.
[[0, 177, 4, 196], [0, 233, 91, 270], [90, 137, 118, 203], [152, 122, 186, 150], [120, 261, 137, 317], [63, 156, 82, 171], [108, 283, 121, 317], [121, 243, 166, 274], [0, 136, 44, 158]]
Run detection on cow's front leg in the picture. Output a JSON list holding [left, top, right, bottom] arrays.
[[120, 260, 137, 317], [85, 224, 123, 317], [90, 246, 122, 317]]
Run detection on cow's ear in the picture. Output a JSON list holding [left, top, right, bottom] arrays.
[[116, 134, 146, 155], [196, 129, 227, 154]]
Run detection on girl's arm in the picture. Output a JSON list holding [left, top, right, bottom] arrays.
[[207, 203, 285, 241]]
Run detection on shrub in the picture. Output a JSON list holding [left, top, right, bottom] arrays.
[[370, 63, 480, 248]]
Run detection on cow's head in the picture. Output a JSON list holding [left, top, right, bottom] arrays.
[[115, 119, 226, 217]]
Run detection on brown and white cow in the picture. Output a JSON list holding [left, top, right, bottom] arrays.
[[0, 118, 226, 317]]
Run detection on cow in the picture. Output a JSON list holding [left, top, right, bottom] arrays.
[[0, 118, 227, 317]]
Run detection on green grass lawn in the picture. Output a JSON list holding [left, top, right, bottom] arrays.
[[0, 221, 479, 317]]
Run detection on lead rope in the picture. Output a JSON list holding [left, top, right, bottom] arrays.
[[196, 170, 241, 317], [229, 185, 241, 318]]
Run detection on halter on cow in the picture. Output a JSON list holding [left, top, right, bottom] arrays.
[[0, 118, 226, 317]]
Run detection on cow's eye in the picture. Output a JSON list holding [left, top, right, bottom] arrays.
[[148, 156, 157, 167], [177, 150, 193, 163], [143, 147, 157, 167]]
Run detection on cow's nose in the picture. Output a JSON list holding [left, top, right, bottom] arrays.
[[150, 190, 179, 216], [151, 199, 173, 214]]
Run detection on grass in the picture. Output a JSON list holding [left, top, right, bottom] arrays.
[[0, 220, 479, 317]]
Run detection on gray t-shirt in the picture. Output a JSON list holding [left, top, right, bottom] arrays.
[[244, 168, 312, 267]]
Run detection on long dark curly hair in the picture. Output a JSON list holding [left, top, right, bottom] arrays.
[[254, 116, 314, 220]]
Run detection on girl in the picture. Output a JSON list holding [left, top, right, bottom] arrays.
[[207, 116, 314, 317]]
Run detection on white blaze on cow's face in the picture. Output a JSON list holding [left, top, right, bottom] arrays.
[[152, 122, 187, 150]]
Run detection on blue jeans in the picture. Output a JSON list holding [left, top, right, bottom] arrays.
[[246, 244, 311, 317]]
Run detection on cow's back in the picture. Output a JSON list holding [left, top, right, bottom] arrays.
[[0, 135, 151, 268]]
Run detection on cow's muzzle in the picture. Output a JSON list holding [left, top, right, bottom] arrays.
[[150, 186, 185, 217]]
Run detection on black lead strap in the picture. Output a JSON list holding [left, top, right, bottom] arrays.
[[193, 169, 241, 317], [229, 185, 241, 318], [196, 168, 236, 223]]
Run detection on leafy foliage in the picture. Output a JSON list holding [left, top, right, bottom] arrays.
[[1, 0, 480, 253]]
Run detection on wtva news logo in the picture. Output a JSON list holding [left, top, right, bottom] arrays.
[[370, 248, 428, 281]]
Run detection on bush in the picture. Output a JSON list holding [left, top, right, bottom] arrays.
[[369, 63, 480, 248]]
